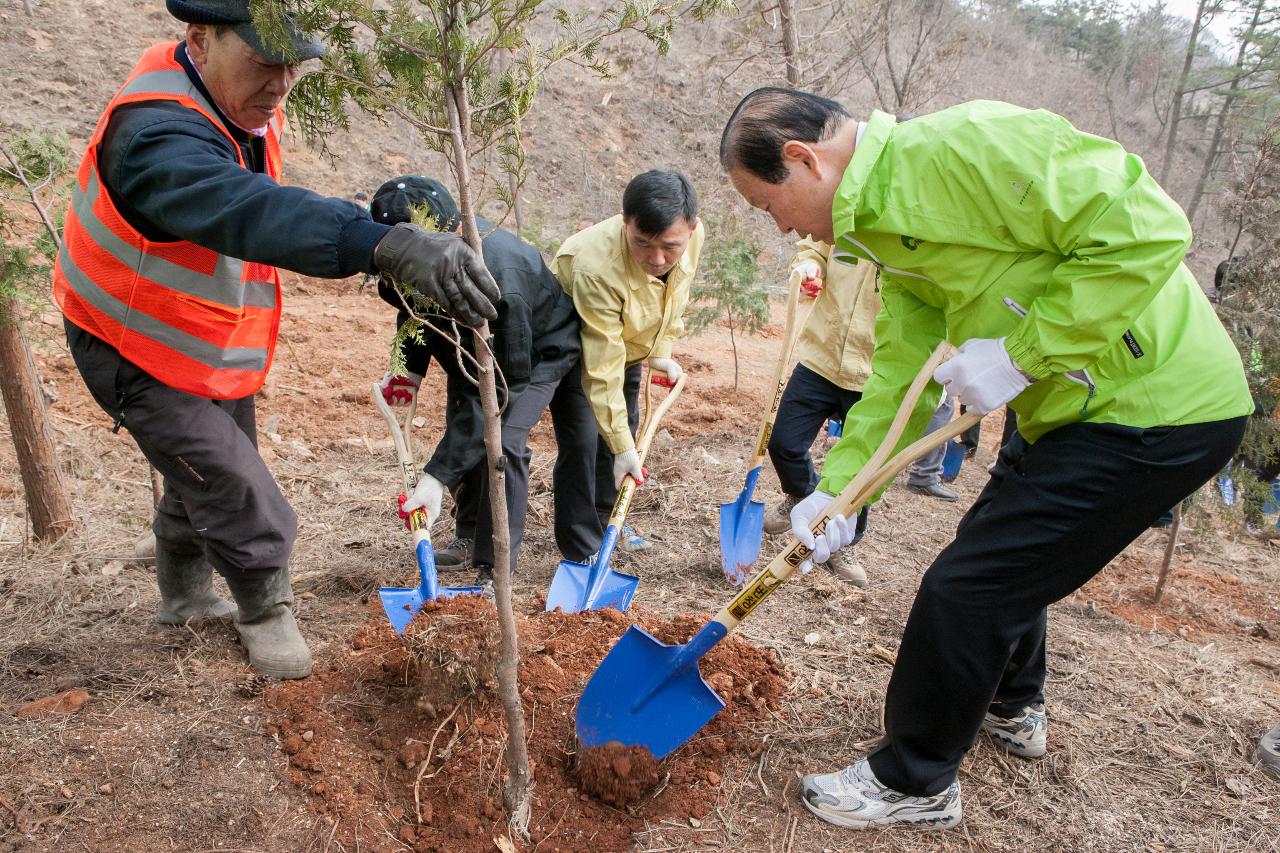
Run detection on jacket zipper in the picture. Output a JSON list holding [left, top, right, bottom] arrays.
[[838, 237, 935, 284]]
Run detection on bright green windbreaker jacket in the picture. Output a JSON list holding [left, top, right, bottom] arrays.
[[817, 100, 1253, 497]]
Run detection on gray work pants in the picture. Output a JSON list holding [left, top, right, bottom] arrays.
[[65, 319, 297, 576]]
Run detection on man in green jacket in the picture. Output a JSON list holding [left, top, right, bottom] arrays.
[[720, 89, 1253, 830]]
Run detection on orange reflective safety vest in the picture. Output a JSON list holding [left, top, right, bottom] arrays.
[[54, 42, 284, 400]]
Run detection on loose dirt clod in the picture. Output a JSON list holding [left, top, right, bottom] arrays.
[[574, 742, 661, 807], [267, 599, 786, 852]]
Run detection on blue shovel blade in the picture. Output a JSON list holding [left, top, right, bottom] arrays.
[[576, 625, 726, 760], [546, 558, 639, 614], [718, 498, 764, 586], [380, 537, 484, 636], [379, 584, 486, 636], [718, 466, 764, 586]]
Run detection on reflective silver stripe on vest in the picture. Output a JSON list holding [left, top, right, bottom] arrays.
[[117, 69, 235, 141], [71, 169, 276, 310], [57, 245, 268, 372]]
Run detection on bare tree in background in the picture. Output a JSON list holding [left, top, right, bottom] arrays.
[[1187, 0, 1280, 221], [854, 0, 966, 112], [1161, 0, 1224, 184]]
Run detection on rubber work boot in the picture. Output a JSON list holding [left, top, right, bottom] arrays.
[[224, 569, 313, 679], [154, 543, 236, 625], [763, 496, 800, 535]]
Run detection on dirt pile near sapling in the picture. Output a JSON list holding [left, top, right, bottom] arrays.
[[575, 742, 661, 808], [266, 598, 786, 852]]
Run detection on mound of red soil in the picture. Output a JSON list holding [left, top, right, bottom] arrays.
[[266, 598, 786, 852]]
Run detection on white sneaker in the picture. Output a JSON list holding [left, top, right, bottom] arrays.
[[982, 703, 1047, 758], [800, 758, 962, 829]]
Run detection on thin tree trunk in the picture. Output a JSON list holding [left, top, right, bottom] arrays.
[[442, 11, 532, 833], [0, 299, 74, 541], [1160, 0, 1211, 185], [1152, 504, 1183, 603], [728, 309, 738, 391], [778, 0, 802, 87], [508, 170, 523, 236], [1186, 0, 1264, 222]]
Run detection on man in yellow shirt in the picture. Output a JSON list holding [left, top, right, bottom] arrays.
[[764, 239, 880, 585], [553, 170, 704, 552]]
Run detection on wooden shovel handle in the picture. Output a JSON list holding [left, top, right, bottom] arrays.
[[713, 342, 974, 632], [635, 372, 686, 469], [748, 272, 813, 468], [604, 372, 686, 530]]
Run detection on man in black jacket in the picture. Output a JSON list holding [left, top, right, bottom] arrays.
[[58, 2, 499, 680], [374, 177, 595, 584]]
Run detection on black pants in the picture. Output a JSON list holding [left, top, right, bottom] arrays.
[[451, 367, 602, 569], [65, 319, 296, 576], [867, 416, 1248, 796], [769, 363, 869, 537]]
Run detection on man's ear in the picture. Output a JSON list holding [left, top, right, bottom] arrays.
[[780, 140, 822, 181], [186, 24, 211, 66]]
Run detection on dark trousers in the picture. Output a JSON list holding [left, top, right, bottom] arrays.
[[867, 416, 1247, 796], [769, 363, 869, 537], [452, 367, 602, 569], [65, 319, 296, 576]]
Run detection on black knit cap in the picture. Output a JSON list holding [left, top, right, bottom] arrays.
[[166, 0, 325, 63], [371, 176, 460, 233]]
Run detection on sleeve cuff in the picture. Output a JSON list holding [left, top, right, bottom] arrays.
[[423, 460, 461, 490], [339, 217, 393, 276], [1002, 333, 1053, 381], [603, 429, 635, 455], [650, 341, 674, 360]]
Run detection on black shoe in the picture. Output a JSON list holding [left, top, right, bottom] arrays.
[[908, 482, 959, 502], [474, 564, 495, 599]]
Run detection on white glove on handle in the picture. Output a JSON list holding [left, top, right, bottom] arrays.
[[612, 448, 645, 489], [401, 472, 444, 523], [932, 337, 1031, 415], [647, 357, 683, 385], [789, 490, 856, 574], [794, 260, 823, 298]]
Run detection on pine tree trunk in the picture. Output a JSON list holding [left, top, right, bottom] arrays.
[[1186, 0, 1264, 223], [778, 0, 802, 87], [1159, 0, 1210, 185], [443, 20, 532, 834], [0, 300, 74, 540]]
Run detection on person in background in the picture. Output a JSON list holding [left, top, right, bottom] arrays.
[[372, 176, 589, 584], [764, 238, 880, 586], [904, 395, 960, 501], [553, 170, 704, 554]]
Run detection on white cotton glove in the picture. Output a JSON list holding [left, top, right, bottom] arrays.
[[379, 371, 424, 406], [612, 448, 646, 489], [794, 260, 823, 298], [789, 490, 856, 574], [932, 338, 1031, 415], [400, 472, 444, 524], [647, 357, 683, 387]]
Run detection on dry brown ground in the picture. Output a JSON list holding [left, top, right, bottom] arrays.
[[3, 3, 1279, 850], [2, 279, 1279, 852]]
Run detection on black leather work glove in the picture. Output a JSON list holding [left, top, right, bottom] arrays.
[[373, 223, 500, 327]]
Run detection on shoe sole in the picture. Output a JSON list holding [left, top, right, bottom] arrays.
[[984, 729, 1046, 759], [800, 794, 962, 830]]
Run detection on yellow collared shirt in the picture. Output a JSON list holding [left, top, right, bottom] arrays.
[[792, 237, 881, 392], [553, 214, 704, 453]]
